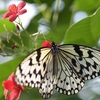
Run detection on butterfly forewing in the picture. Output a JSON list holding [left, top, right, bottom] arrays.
[[58, 44, 100, 81], [15, 48, 52, 88]]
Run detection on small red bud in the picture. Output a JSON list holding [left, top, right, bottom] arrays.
[[16, 24, 20, 31], [12, 45, 18, 50]]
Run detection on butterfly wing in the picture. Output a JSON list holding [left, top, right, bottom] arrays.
[[38, 50, 54, 99], [15, 47, 54, 98], [55, 44, 100, 95], [54, 48, 85, 95], [15, 43, 100, 98]]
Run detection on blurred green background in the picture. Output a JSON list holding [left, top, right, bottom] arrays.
[[1, 0, 100, 100]]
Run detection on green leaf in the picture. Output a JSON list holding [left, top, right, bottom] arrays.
[[0, 19, 15, 34], [74, 0, 100, 12], [64, 7, 100, 46]]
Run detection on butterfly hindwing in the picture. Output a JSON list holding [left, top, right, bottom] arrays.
[[54, 49, 85, 95], [39, 50, 54, 98]]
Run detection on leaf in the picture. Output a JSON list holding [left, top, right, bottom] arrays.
[[64, 7, 100, 46], [74, 0, 100, 12], [0, 19, 15, 34]]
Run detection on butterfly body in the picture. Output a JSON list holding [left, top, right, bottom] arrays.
[[15, 41, 100, 99]]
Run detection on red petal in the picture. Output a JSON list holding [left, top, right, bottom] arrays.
[[16, 90, 21, 100], [8, 72, 15, 81], [3, 88, 8, 99], [7, 90, 20, 100], [42, 40, 52, 47], [2, 12, 13, 19], [18, 9, 27, 15], [17, 1, 26, 11], [3, 80, 14, 91], [8, 4, 16, 11], [17, 85, 24, 91], [8, 15, 17, 22]]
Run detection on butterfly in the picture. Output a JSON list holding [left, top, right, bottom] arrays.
[[15, 40, 100, 99]]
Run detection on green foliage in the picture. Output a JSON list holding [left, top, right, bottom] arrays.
[[64, 7, 100, 46], [74, 0, 100, 12], [0, 0, 100, 100], [0, 19, 15, 34]]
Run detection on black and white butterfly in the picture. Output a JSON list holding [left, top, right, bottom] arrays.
[[15, 41, 100, 99]]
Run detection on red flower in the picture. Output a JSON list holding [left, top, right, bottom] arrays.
[[2, 1, 27, 22], [2, 72, 24, 100], [42, 40, 52, 47]]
